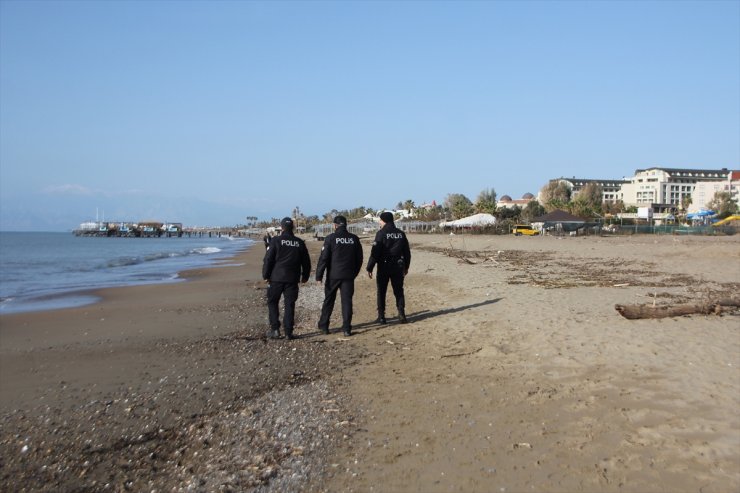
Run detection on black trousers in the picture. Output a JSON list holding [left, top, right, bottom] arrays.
[[376, 266, 405, 317], [318, 279, 355, 330], [266, 281, 299, 334]]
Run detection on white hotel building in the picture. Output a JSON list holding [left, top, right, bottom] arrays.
[[620, 167, 733, 209], [549, 167, 737, 212], [687, 170, 740, 213]]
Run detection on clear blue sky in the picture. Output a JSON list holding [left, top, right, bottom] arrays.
[[1, 0, 738, 231]]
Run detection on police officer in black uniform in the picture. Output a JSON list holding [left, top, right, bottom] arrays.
[[262, 217, 311, 340], [366, 211, 411, 324], [315, 215, 364, 336]]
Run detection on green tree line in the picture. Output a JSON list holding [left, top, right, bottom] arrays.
[[246, 181, 737, 229]]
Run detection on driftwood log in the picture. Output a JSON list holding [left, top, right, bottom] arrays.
[[615, 299, 740, 319]]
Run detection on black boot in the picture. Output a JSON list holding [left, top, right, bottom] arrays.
[[397, 302, 408, 324], [377, 315, 387, 325], [266, 329, 281, 339]]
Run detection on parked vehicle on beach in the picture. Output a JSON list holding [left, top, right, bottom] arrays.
[[512, 224, 539, 236]]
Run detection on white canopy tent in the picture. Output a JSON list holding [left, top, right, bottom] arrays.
[[439, 213, 497, 228]]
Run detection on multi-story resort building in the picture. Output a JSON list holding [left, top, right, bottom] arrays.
[[620, 167, 733, 209], [685, 170, 740, 213], [541, 167, 736, 212], [544, 178, 629, 205]]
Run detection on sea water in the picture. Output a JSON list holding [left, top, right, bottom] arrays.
[[0, 232, 254, 314]]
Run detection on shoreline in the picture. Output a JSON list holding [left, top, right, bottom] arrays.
[[0, 232, 257, 316], [0, 236, 365, 492], [0, 244, 266, 409], [1, 233, 738, 492], [0, 246, 255, 353]]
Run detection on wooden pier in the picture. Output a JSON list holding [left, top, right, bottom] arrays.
[[73, 222, 249, 238]]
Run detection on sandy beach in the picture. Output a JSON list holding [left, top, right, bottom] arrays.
[[1, 233, 738, 492]]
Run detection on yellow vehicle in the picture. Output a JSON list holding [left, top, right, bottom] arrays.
[[512, 224, 539, 236]]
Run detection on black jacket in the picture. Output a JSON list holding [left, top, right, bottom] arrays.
[[262, 232, 311, 283], [366, 223, 411, 272], [315, 225, 363, 281]]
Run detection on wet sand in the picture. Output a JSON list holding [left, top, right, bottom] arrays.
[[1, 233, 738, 492]]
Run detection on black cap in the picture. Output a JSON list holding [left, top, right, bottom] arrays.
[[380, 211, 394, 223], [280, 217, 294, 230], [333, 215, 347, 225]]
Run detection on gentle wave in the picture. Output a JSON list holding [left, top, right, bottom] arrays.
[[103, 246, 222, 269], [0, 232, 255, 314], [193, 247, 222, 254]]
